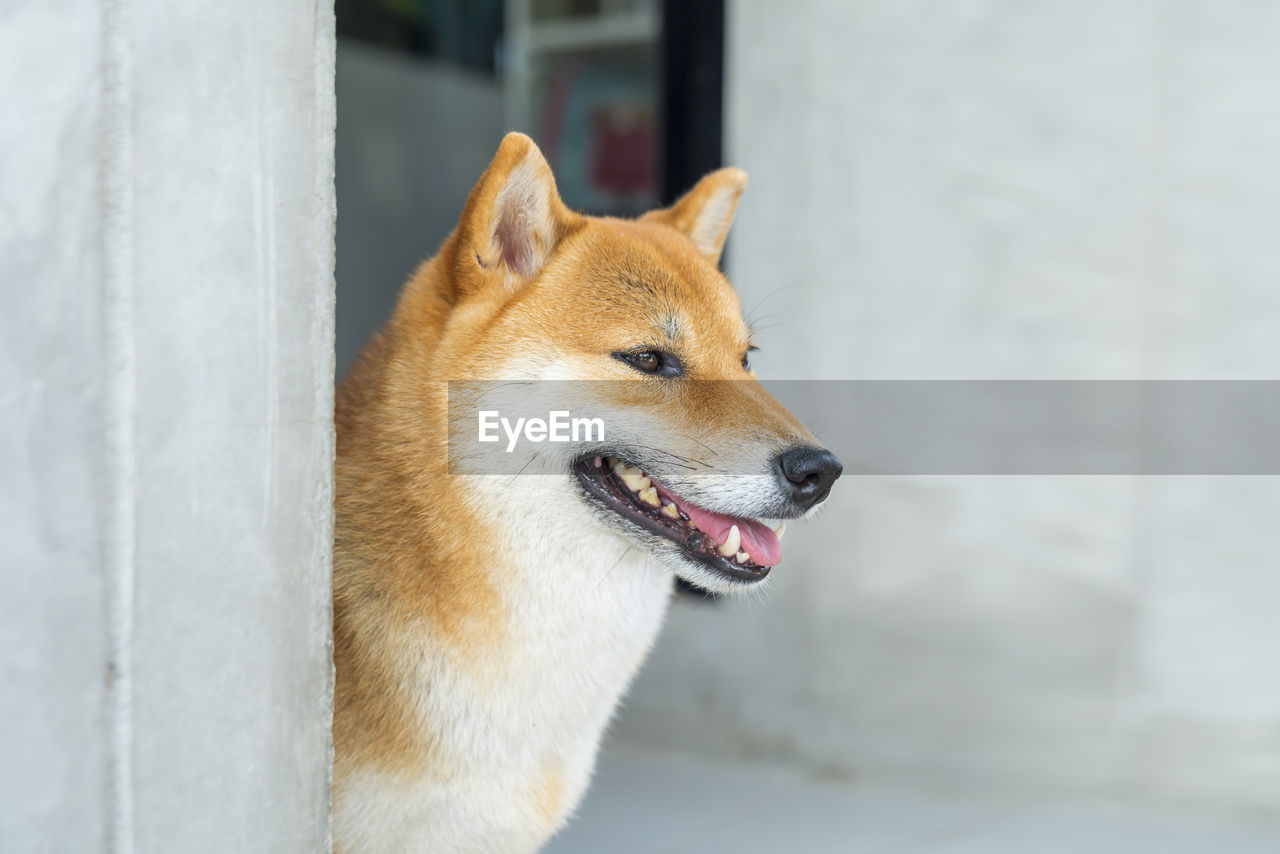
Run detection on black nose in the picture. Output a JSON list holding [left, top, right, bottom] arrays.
[[774, 446, 843, 510]]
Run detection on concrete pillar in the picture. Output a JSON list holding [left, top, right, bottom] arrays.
[[0, 1, 336, 851]]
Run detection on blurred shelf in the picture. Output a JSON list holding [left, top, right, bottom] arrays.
[[524, 10, 658, 55]]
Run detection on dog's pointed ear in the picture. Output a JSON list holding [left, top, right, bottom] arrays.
[[458, 133, 576, 289], [643, 167, 748, 266]]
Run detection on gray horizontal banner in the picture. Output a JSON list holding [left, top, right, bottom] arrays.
[[446, 381, 1280, 475]]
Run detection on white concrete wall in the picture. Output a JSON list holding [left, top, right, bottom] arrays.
[[1, 1, 335, 851], [614, 0, 1280, 808]]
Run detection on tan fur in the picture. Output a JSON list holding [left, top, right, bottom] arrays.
[[530, 764, 566, 829], [333, 133, 819, 853]]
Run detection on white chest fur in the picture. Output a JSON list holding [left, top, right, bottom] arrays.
[[334, 474, 674, 854]]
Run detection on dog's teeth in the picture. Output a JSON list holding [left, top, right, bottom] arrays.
[[773, 522, 786, 540], [718, 524, 741, 557], [620, 472, 650, 492], [638, 487, 660, 507], [735, 550, 750, 564], [661, 502, 680, 519], [615, 465, 646, 483]]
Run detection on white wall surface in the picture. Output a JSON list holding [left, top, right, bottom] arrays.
[[0, 1, 336, 851], [613, 0, 1280, 808]]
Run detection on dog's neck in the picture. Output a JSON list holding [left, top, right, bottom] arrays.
[[333, 316, 674, 852]]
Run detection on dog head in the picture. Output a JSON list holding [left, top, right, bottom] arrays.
[[430, 133, 841, 592]]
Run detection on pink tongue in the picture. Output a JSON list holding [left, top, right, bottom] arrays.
[[653, 484, 782, 567]]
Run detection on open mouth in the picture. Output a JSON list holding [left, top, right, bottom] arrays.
[[574, 455, 785, 584]]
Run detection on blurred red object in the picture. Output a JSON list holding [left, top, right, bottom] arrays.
[[590, 103, 654, 197]]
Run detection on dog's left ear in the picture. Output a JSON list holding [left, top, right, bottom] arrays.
[[643, 167, 748, 267], [458, 132, 578, 290]]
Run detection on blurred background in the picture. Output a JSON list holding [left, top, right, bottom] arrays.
[[335, 1, 1280, 851]]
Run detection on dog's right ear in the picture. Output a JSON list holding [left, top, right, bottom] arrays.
[[642, 167, 747, 267], [454, 133, 578, 295]]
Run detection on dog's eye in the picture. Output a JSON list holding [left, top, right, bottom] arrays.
[[615, 349, 683, 377], [743, 345, 758, 372], [631, 351, 661, 372]]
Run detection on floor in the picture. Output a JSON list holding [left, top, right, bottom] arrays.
[[545, 747, 1280, 854]]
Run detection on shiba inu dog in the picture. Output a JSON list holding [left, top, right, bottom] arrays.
[[332, 133, 842, 853]]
